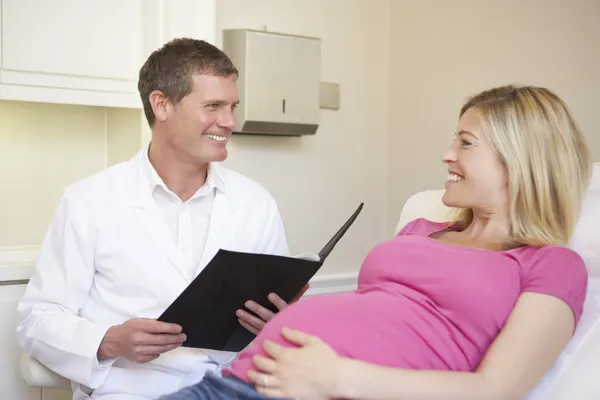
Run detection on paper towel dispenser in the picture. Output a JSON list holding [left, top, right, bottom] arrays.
[[222, 29, 321, 136]]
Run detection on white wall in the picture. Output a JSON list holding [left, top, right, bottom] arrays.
[[1, 0, 392, 276], [0, 101, 143, 251], [217, 0, 391, 275], [2, 0, 598, 276], [386, 0, 600, 234], [0, 101, 107, 247]]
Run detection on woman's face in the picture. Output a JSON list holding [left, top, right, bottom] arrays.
[[441, 107, 509, 214]]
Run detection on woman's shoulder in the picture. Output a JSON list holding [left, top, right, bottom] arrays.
[[515, 243, 588, 282], [519, 244, 587, 272], [518, 244, 589, 324]]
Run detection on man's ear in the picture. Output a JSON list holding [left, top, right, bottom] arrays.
[[148, 90, 172, 123]]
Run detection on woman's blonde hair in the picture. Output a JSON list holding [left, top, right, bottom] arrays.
[[452, 85, 592, 247]]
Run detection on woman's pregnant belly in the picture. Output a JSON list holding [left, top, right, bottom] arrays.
[[224, 288, 460, 382]]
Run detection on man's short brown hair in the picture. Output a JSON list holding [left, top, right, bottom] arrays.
[[138, 38, 239, 127]]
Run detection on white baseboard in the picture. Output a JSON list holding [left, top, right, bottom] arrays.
[[0, 246, 361, 295], [0, 246, 38, 282], [0, 246, 38, 264], [306, 272, 358, 296]]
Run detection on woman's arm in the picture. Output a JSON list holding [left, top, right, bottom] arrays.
[[250, 292, 575, 400]]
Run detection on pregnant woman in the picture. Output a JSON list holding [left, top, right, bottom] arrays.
[[158, 84, 592, 400]]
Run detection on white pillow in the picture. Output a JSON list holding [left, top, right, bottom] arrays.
[[590, 163, 600, 191], [527, 189, 600, 399], [570, 189, 600, 279], [565, 189, 600, 349]]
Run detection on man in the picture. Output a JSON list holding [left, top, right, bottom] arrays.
[[17, 38, 301, 400]]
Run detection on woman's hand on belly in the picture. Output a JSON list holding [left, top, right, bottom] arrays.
[[248, 327, 344, 400]]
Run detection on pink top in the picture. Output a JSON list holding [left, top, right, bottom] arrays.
[[224, 218, 588, 382]]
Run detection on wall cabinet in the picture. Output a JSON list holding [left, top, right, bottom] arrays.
[[0, 0, 216, 109], [1, 0, 143, 107]]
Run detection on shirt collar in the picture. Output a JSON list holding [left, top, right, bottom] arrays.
[[141, 145, 227, 197]]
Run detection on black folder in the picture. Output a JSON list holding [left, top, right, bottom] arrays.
[[157, 203, 364, 352]]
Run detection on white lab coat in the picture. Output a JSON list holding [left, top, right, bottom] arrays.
[[16, 149, 289, 399]]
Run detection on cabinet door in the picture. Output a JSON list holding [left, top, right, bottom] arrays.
[[161, 0, 216, 45], [0, 283, 40, 400], [1, 0, 143, 94]]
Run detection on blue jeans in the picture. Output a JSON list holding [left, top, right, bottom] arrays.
[[156, 372, 285, 400]]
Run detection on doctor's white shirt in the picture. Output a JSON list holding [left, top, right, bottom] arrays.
[[16, 147, 289, 400], [141, 149, 222, 281]]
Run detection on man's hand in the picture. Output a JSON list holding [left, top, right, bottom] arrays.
[[236, 283, 309, 335], [97, 318, 186, 363]]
